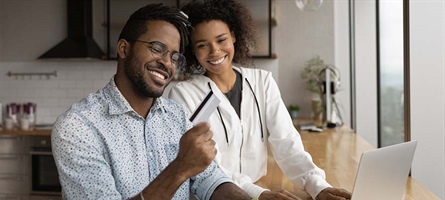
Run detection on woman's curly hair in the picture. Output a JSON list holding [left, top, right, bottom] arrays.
[[180, 0, 257, 78]]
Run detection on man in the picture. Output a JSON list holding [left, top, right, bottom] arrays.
[[51, 4, 251, 200]]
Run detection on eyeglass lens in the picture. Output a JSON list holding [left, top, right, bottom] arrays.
[[149, 42, 185, 69]]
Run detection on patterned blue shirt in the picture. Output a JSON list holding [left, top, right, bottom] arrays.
[[52, 78, 232, 200]]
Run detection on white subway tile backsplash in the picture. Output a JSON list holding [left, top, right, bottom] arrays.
[[23, 80, 44, 89], [58, 80, 77, 88], [59, 98, 80, 108], [50, 107, 70, 117], [41, 80, 60, 89], [102, 70, 115, 80], [48, 89, 68, 98], [39, 98, 59, 107], [76, 80, 94, 88], [0, 61, 113, 124], [63, 71, 86, 80], [94, 79, 109, 89]]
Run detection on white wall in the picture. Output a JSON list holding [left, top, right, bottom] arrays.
[[334, 0, 352, 127], [354, 0, 378, 147], [275, 0, 337, 119], [409, 1, 445, 198], [0, 0, 66, 61]]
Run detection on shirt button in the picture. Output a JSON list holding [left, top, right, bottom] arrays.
[[148, 151, 153, 157]]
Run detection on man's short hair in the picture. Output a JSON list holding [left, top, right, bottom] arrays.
[[118, 3, 191, 53]]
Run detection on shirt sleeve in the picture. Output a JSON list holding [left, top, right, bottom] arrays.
[[218, 163, 269, 198], [190, 160, 233, 200], [51, 113, 122, 200], [262, 72, 332, 199]]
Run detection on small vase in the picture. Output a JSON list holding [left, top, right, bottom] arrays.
[[311, 99, 323, 127], [290, 110, 299, 119]]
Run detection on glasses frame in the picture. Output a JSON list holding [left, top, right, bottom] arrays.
[[128, 39, 186, 69]]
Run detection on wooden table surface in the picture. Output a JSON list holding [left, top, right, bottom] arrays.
[[255, 122, 440, 200]]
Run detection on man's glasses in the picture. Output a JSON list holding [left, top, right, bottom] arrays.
[[129, 39, 186, 69]]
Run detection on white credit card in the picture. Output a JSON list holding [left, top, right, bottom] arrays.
[[189, 91, 220, 124]]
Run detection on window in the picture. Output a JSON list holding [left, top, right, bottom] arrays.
[[377, 0, 405, 147]]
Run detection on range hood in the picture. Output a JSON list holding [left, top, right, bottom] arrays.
[[39, 0, 104, 59]]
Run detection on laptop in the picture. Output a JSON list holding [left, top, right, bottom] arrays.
[[351, 140, 417, 200]]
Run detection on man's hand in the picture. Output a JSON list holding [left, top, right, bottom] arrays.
[[174, 122, 217, 178], [259, 190, 302, 200], [315, 187, 351, 200]]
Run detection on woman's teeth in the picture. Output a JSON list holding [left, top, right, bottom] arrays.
[[149, 70, 165, 79], [209, 56, 225, 65]]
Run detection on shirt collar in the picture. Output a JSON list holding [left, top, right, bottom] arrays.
[[103, 77, 167, 116]]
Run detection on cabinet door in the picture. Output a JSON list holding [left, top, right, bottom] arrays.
[[0, 135, 28, 154], [0, 155, 30, 174], [0, 175, 30, 194], [0, 194, 29, 200], [106, 0, 178, 59], [29, 195, 61, 200]]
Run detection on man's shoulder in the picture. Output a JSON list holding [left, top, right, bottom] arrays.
[[68, 91, 107, 116], [53, 90, 107, 134], [160, 97, 189, 113]]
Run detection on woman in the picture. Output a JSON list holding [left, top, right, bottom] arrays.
[[169, 0, 351, 199]]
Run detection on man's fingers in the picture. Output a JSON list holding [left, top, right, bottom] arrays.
[[190, 122, 211, 135], [326, 188, 352, 198], [282, 190, 301, 200], [203, 130, 213, 141], [184, 122, 213, 142], [331, 189, 351, 198], [280, 190, 301, 200]]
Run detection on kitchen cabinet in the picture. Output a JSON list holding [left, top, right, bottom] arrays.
[[0, 194, 30, 200], [0, 134, 30, 197], [29, 195, 62, 200], [103, 0, 273, 59]]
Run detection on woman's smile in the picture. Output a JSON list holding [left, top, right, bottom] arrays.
[[208, 55, 227, 65]]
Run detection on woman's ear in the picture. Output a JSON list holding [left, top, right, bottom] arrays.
[[117, 39, 130, 59], [231, 31, 236, 43]]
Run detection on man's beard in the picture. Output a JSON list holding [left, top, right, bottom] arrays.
[[124, 52, 165, 98]]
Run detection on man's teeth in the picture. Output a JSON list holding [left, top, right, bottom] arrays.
[[149, 70, 165, 79], [209, 57, 225, 65]]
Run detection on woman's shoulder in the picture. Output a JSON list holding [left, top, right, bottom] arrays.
[[170, 75, 209, 96], [238, 66, 273, 79], [174, 75, 206, 88]]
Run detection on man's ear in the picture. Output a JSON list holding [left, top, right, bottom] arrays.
[[117, 39, 130, 59]]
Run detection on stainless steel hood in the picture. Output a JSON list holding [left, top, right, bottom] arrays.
[[39, 0, 104, 59]]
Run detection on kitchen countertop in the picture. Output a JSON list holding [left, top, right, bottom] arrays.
[[0, 128, 52, 136]]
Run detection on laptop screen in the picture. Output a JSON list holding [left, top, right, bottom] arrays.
[[351, 140, 417, 200]]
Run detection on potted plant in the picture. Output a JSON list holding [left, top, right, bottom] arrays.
[[300, 56, 343, 126], [289, 104, 300, 119], [300, 56, 326, 100], [300, 56, 327, 125]]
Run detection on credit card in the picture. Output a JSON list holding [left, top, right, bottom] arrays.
[[189, 91, 220, 124]]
